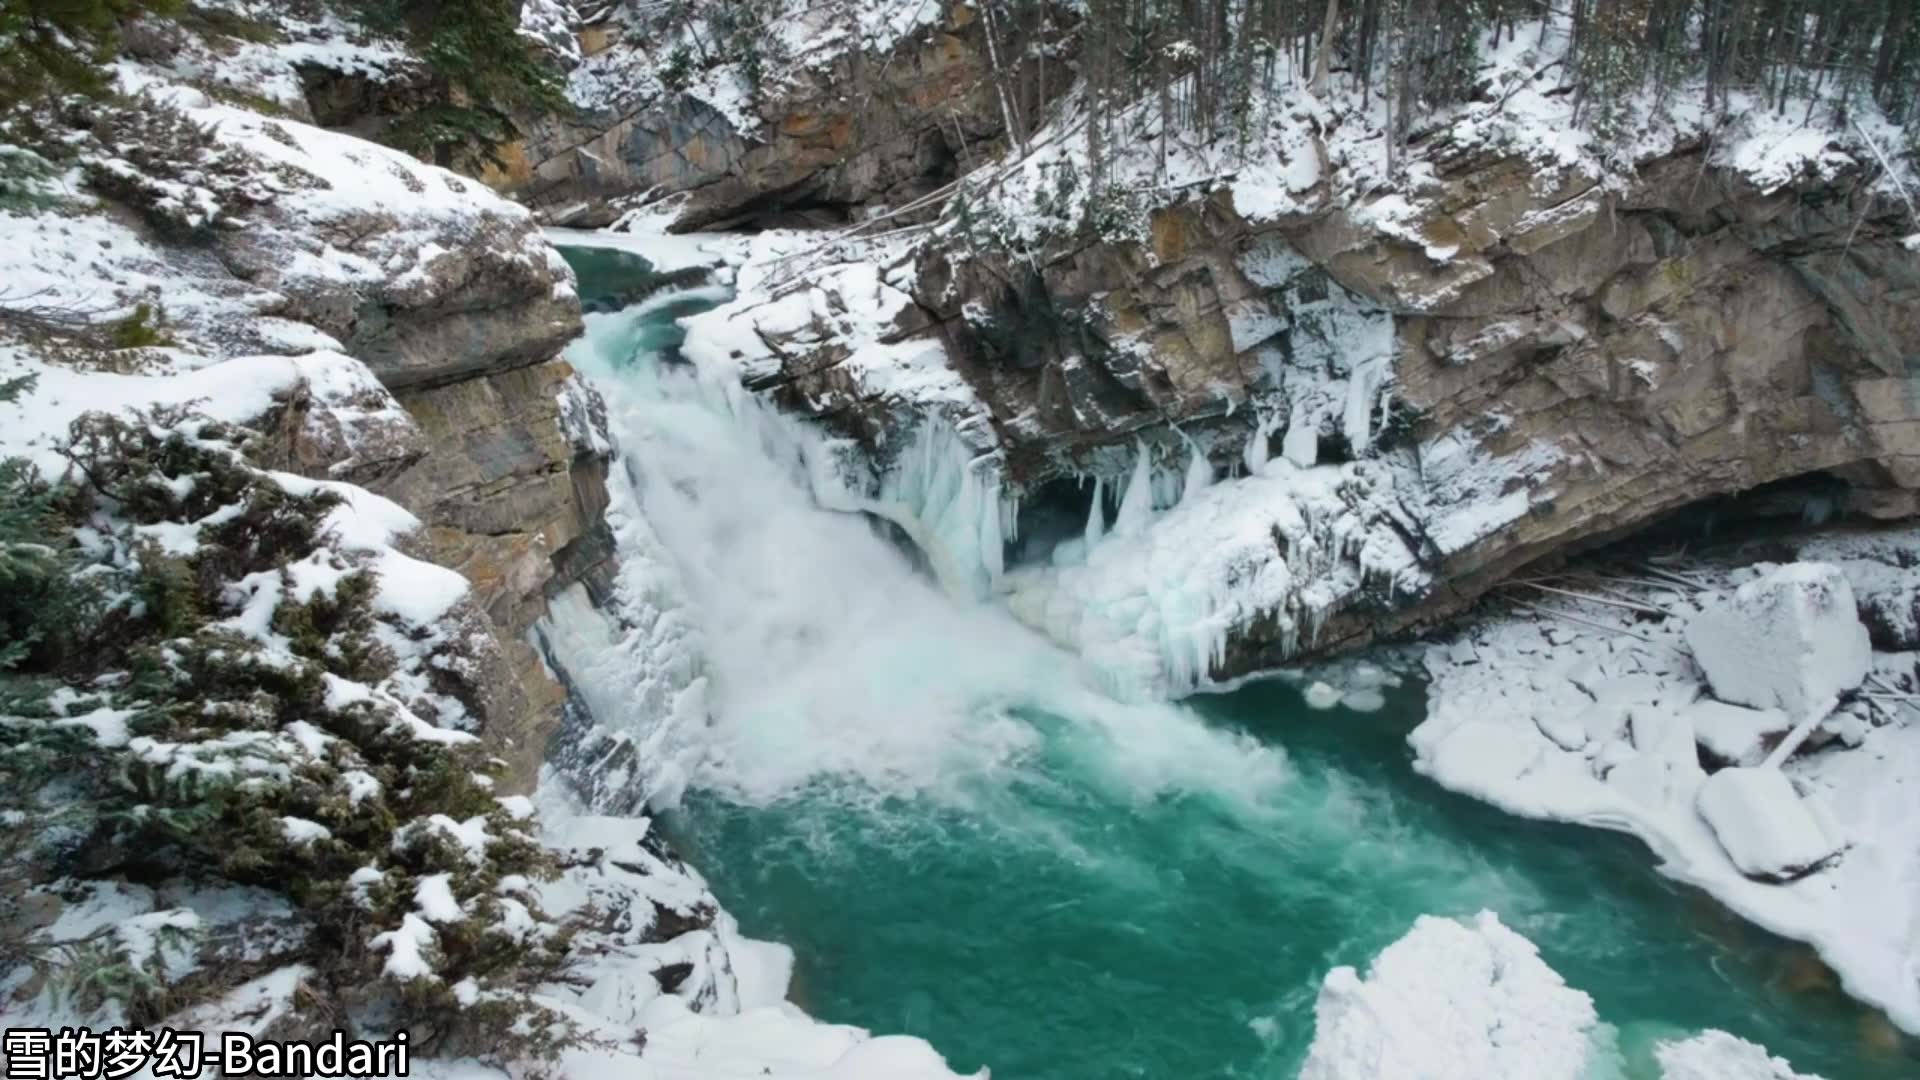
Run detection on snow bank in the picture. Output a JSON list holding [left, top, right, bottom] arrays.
[[1413, 548, 1920, 1033], [527, 783, 977, 1080], [1300, 911, 1603, 1080], [1684, 563, 1870, 722], [548, 216, 748, 278]]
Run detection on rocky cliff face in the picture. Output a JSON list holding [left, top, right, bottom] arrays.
[[690, 137, 1920, 690], [236, 144, 602, 788], [425, 2, 1920, 694], [1295, 150, 1920, 644], [501, 2, 1061, 229], [42, 62, 605, 789]]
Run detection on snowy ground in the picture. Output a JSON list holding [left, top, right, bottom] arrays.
[[1301, 911, 1821, 1079], [1409, 530, 1920, 1034]]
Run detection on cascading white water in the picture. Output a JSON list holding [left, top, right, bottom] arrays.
[[543, 298, 1291, 812]]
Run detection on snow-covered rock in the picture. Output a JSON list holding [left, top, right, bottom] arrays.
[[1301, 915, 1827, 1080], [1412, 535, 1920, 1033], [1683, 564, 1871, 722], [1655, 1030, 1823, 1079], [1686, 701, 1793, 768], [1299, 911, 1603, 1080], [1695, 767, 1844, 882]]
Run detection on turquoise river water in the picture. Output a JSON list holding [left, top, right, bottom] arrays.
[[559, 244, 1919, 1079]]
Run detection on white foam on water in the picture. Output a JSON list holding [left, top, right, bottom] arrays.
[[555, 301, 1293, 816]]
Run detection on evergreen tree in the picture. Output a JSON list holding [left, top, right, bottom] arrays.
[[349, 0, 570, 169], [0, 0, 183, 113], [0, 375, 72, 672]]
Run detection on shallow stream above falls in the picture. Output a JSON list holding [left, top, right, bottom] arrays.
[[553, 245, 1920, 1079]]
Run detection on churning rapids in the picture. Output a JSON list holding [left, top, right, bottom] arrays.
[[540, 247, 1916, 1078]]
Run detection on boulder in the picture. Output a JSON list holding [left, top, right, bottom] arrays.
[[1684, 701, 1793, 768], [1683, 564, 1872, 721], [1856, 581, 1920, 651], [1695, 767, 1843, 882]]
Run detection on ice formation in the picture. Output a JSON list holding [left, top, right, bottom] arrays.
[[841, 419, 1020, 600], [1299, 911, 1605, 1080], [1413, 547, 1920, 1033], [999, 426, 1560, 699], [1655, 1030, 1822, 1080], [1300, 913, 1827, 1080]]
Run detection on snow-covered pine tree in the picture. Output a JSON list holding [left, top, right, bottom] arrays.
[[0, 0, 183, 112]]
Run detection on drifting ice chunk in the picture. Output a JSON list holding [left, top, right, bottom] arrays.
[[1684, 701, 1792, 768], [1695, 767, 1843, 883], [1683, 563, 1870, 722], [1304, 682, 1343, 709], [1573, 702, 1630, 745], [1300, 911, 1602, 1080], [1655, 1029, 1824, 1079]]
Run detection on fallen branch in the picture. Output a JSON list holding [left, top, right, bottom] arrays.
[[1576, 578, 1684, 613], [1638, 563, 1713, 592], [1510, 598, 1666, 646], [1518, 581, 1671, 617]]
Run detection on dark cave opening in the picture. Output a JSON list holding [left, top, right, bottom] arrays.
[[1562, 471, 1865, 569], [1005, 473, 1114, 569]]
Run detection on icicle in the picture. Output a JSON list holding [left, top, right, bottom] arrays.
[[1243, 411, 1274, 474], [1342, 354, 1391, 455], [1181, 443, 1214, 507], [1151, 465, 1182, 510], [1084, 476, 1107, 549], [1112, 440, 1156, 538], [1282, 398, 1319, 468]]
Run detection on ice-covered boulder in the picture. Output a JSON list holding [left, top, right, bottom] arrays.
[[1656, 1029, 1824, 1079], [1300, 912, 1829, 1080], [1695, 767, 1843, 882], [1299, 911, 1602, 1080], [1685, 701, 1792, 768], [1683, 564, 1870, 721]]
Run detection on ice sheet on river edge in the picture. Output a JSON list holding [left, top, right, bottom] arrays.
[[1411, 532, 1920, 1034]]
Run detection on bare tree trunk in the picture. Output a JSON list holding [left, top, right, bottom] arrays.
[[981, 1, 1027, 154], [1383, 0, 1396, 178], [1311, 0, 1339, 94]]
